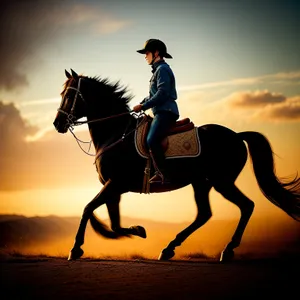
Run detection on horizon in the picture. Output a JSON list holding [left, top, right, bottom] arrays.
[[1, 211, 298, 260], [2, 212, 294, 223], [1, 0, 299, 227]]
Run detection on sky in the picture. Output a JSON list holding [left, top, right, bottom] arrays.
[[0, 0, 299, 225]]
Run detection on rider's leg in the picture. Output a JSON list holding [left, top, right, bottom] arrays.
[[146, 112, 177, 183]]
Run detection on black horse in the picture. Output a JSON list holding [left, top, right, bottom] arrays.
[[53, 69, 300, 261]]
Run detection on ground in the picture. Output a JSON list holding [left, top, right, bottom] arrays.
[[1, 255, 298, 300]]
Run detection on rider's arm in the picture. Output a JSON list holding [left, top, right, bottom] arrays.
[[141, 67, 171, 111]]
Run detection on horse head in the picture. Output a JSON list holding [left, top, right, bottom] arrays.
[[53, 69, 133, 134], [53, 69, 87, 133]]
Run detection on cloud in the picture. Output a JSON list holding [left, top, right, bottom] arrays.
[[92, 19, 133, 35], [224, 91, 300, 122], [0, 101, 97, 191], [179, 88, 300, 124], [61, 4, 133, 35], [271, 71, 300, 80], [0, 1, 132, 92], [19, 97, 61, 107], [253, 96, 300, 121], [177, 71, 300, 92], [0, 101, 38, 143], [0, 1, 61, 91], [52, 4, 133, 35], [178, 77, 259, 91], [226, 90, 286, 108]]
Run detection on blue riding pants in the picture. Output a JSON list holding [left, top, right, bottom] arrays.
[[146, 111, 178, 169]]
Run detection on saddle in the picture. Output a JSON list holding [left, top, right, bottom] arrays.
[[135, 115, 201, 194], [135, 115, 201, 159]]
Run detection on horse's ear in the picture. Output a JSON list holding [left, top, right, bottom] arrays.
[[65, 69, 72, 79], [71, 69, 78, 79]]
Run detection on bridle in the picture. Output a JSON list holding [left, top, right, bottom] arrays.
[[58, 77, 136, 127], [57, 77, 146, 158], [58, 77, 86, 127]]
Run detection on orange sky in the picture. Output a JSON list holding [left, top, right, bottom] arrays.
[[0, 81, 300, 224], [0, 116, 298, 225]]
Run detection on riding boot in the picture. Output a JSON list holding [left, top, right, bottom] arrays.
[[148, 149, 169, 184]]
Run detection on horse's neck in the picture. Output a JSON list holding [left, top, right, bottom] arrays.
[[88, 114, 135, 151]]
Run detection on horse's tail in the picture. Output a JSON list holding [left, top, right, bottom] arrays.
[[238, 131, 300, 221], [89, 213, 126, 239]]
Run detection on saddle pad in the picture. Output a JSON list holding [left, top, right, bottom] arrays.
[[135, 119, 201, 159]]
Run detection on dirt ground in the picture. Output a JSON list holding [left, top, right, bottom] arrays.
[[1, 256, 298, 300]]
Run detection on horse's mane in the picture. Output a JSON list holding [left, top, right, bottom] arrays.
[[61, 75, 134, 112]]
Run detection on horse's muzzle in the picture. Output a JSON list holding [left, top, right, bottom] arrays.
[[53, 118, 69, 133]]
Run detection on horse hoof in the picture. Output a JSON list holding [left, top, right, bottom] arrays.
[[68, 247, 84, 261], [158, 248, 175, 261], [129, 225, 147, 238], [220, 249, 234, 262]]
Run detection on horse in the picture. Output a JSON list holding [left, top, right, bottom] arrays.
[[53, 69, 300, 262]]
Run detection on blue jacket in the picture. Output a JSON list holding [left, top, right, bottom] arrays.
[[140, 60, 179, 118]]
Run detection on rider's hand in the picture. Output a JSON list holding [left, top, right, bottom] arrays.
[[133, 104, 143, 112]]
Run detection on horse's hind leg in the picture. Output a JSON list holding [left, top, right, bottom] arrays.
[[159, 179, 212, 260], [214, 182, 254, 262]]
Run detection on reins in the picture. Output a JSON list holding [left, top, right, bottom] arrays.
[[93, 114, 147, 163], [68, 111, 147, 160], [73, 111, 133, 126], [68, 128, 94, 156]]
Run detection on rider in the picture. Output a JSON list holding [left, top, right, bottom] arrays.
[[133, 39, 180, 184]]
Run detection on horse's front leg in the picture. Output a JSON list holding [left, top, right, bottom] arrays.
[[68, 180, 114, 260], [106, 199, 147, 239]]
